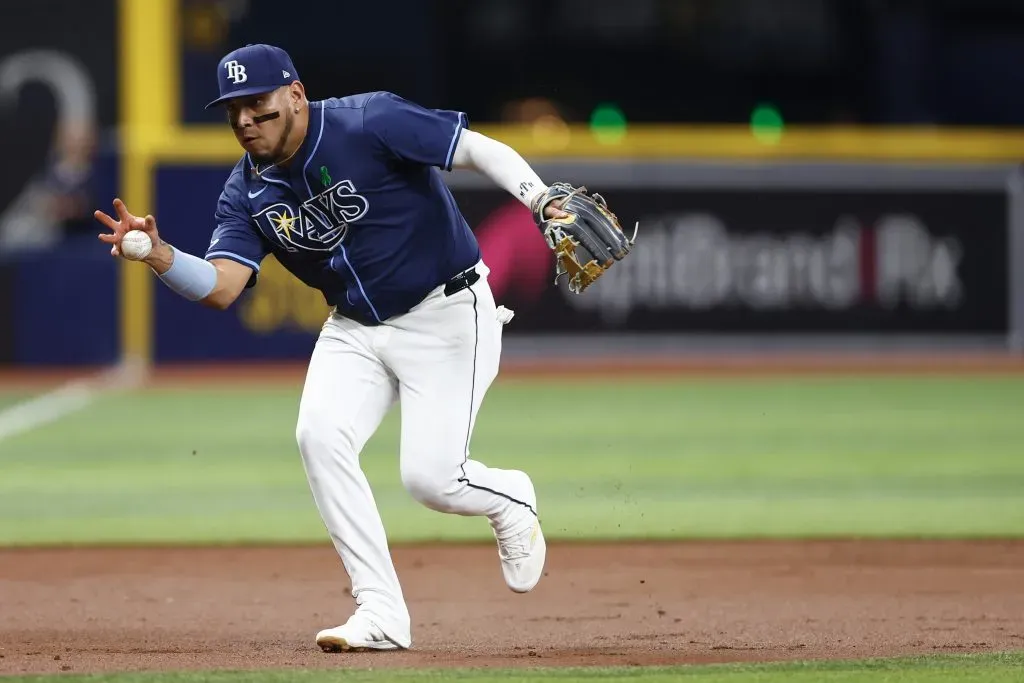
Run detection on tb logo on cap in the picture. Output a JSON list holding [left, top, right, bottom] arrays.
[[225, 60, 247, 84]]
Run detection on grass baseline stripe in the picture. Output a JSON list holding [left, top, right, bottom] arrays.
[[0, 361, 146, 444]]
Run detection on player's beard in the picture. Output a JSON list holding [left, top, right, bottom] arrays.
[[251, 109, 295, 167]]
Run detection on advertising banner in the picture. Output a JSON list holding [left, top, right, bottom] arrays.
[[0, 243, 119, 366], [150, 163, 1010, 362], [0, 261, 14, 363], [453, 187, 1008, 334]]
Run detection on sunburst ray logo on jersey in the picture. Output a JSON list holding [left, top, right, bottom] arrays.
[[270, 209, 299, 241]]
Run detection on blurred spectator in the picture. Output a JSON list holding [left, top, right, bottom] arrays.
[[0, 49, 100, 254], [500, 97, 569, 127], [0, 120, 97, 253]]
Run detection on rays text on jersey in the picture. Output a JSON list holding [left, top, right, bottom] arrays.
[[252, 179, 369, 252]]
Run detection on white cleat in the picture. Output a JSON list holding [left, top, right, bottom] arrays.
[[495, 515, 547, 593], [315, 614, 407, 652]]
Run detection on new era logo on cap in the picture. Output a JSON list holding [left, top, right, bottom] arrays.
[[206, 44, 299, 109]]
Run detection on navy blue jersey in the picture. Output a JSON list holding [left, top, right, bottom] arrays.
[[205, 92, 481, 323]]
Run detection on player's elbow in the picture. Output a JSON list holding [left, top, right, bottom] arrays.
[[200, 289, 239, 311], [199, 260, 252, 310]]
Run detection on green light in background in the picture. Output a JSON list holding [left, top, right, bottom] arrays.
[[750, 103, 784, 145], [590, 103, 628, 145]]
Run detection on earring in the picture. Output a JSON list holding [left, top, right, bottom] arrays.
[[294, 108, 299, 113]]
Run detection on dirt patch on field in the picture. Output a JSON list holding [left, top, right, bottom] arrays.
[[2, 352, 1024, 391], [1, 540, 1022, 675]]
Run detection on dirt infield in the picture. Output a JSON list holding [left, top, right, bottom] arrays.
[[3, 352, 1024, 391], [1, 540, 1022, 676]]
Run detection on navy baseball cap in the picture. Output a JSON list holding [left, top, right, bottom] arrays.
[[205, 44, 299, 109]]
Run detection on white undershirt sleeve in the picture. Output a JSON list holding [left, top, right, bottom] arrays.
[[451, 129, 547, 210]]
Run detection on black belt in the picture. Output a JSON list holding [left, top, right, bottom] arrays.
[[443, 266, 480, 297], [340, 266, 480, 326]]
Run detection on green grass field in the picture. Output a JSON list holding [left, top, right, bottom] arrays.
[[3, 653, 1024, 683], [1, 375, 1023, 545], [0, 392, 28, 411], [2, 374, 1023, 682]]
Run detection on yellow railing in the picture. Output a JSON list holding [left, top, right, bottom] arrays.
[[119, 0, 178, 366], [147, 122, 1024, 164]]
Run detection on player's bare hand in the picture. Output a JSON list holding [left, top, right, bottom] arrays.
[[543, 199, 570, 221], [95, 198, 160, 258]]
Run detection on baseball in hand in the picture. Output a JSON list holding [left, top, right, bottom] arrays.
[[120, 230, 153, 260]]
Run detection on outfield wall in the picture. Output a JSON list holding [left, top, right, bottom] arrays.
[[1, 160, 1021, 365]]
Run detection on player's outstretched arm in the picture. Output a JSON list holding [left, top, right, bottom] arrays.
[[451, 130, 568, 220], [452, 131, 635, 294], [95, 198, 251, 310]]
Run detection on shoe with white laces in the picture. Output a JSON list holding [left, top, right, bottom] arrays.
[[494, 513, 547, 593], [316, 613, 408, 652]]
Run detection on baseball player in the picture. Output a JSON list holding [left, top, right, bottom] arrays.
[[95, 44, 632, 652]]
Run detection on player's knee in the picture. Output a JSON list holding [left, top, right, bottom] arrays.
[[401, 464, 459, 510], [295, 409, 346, 461], [295, 416, 319, 457]]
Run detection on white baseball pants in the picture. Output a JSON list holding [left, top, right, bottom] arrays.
[[294, 262, 534, 647]]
